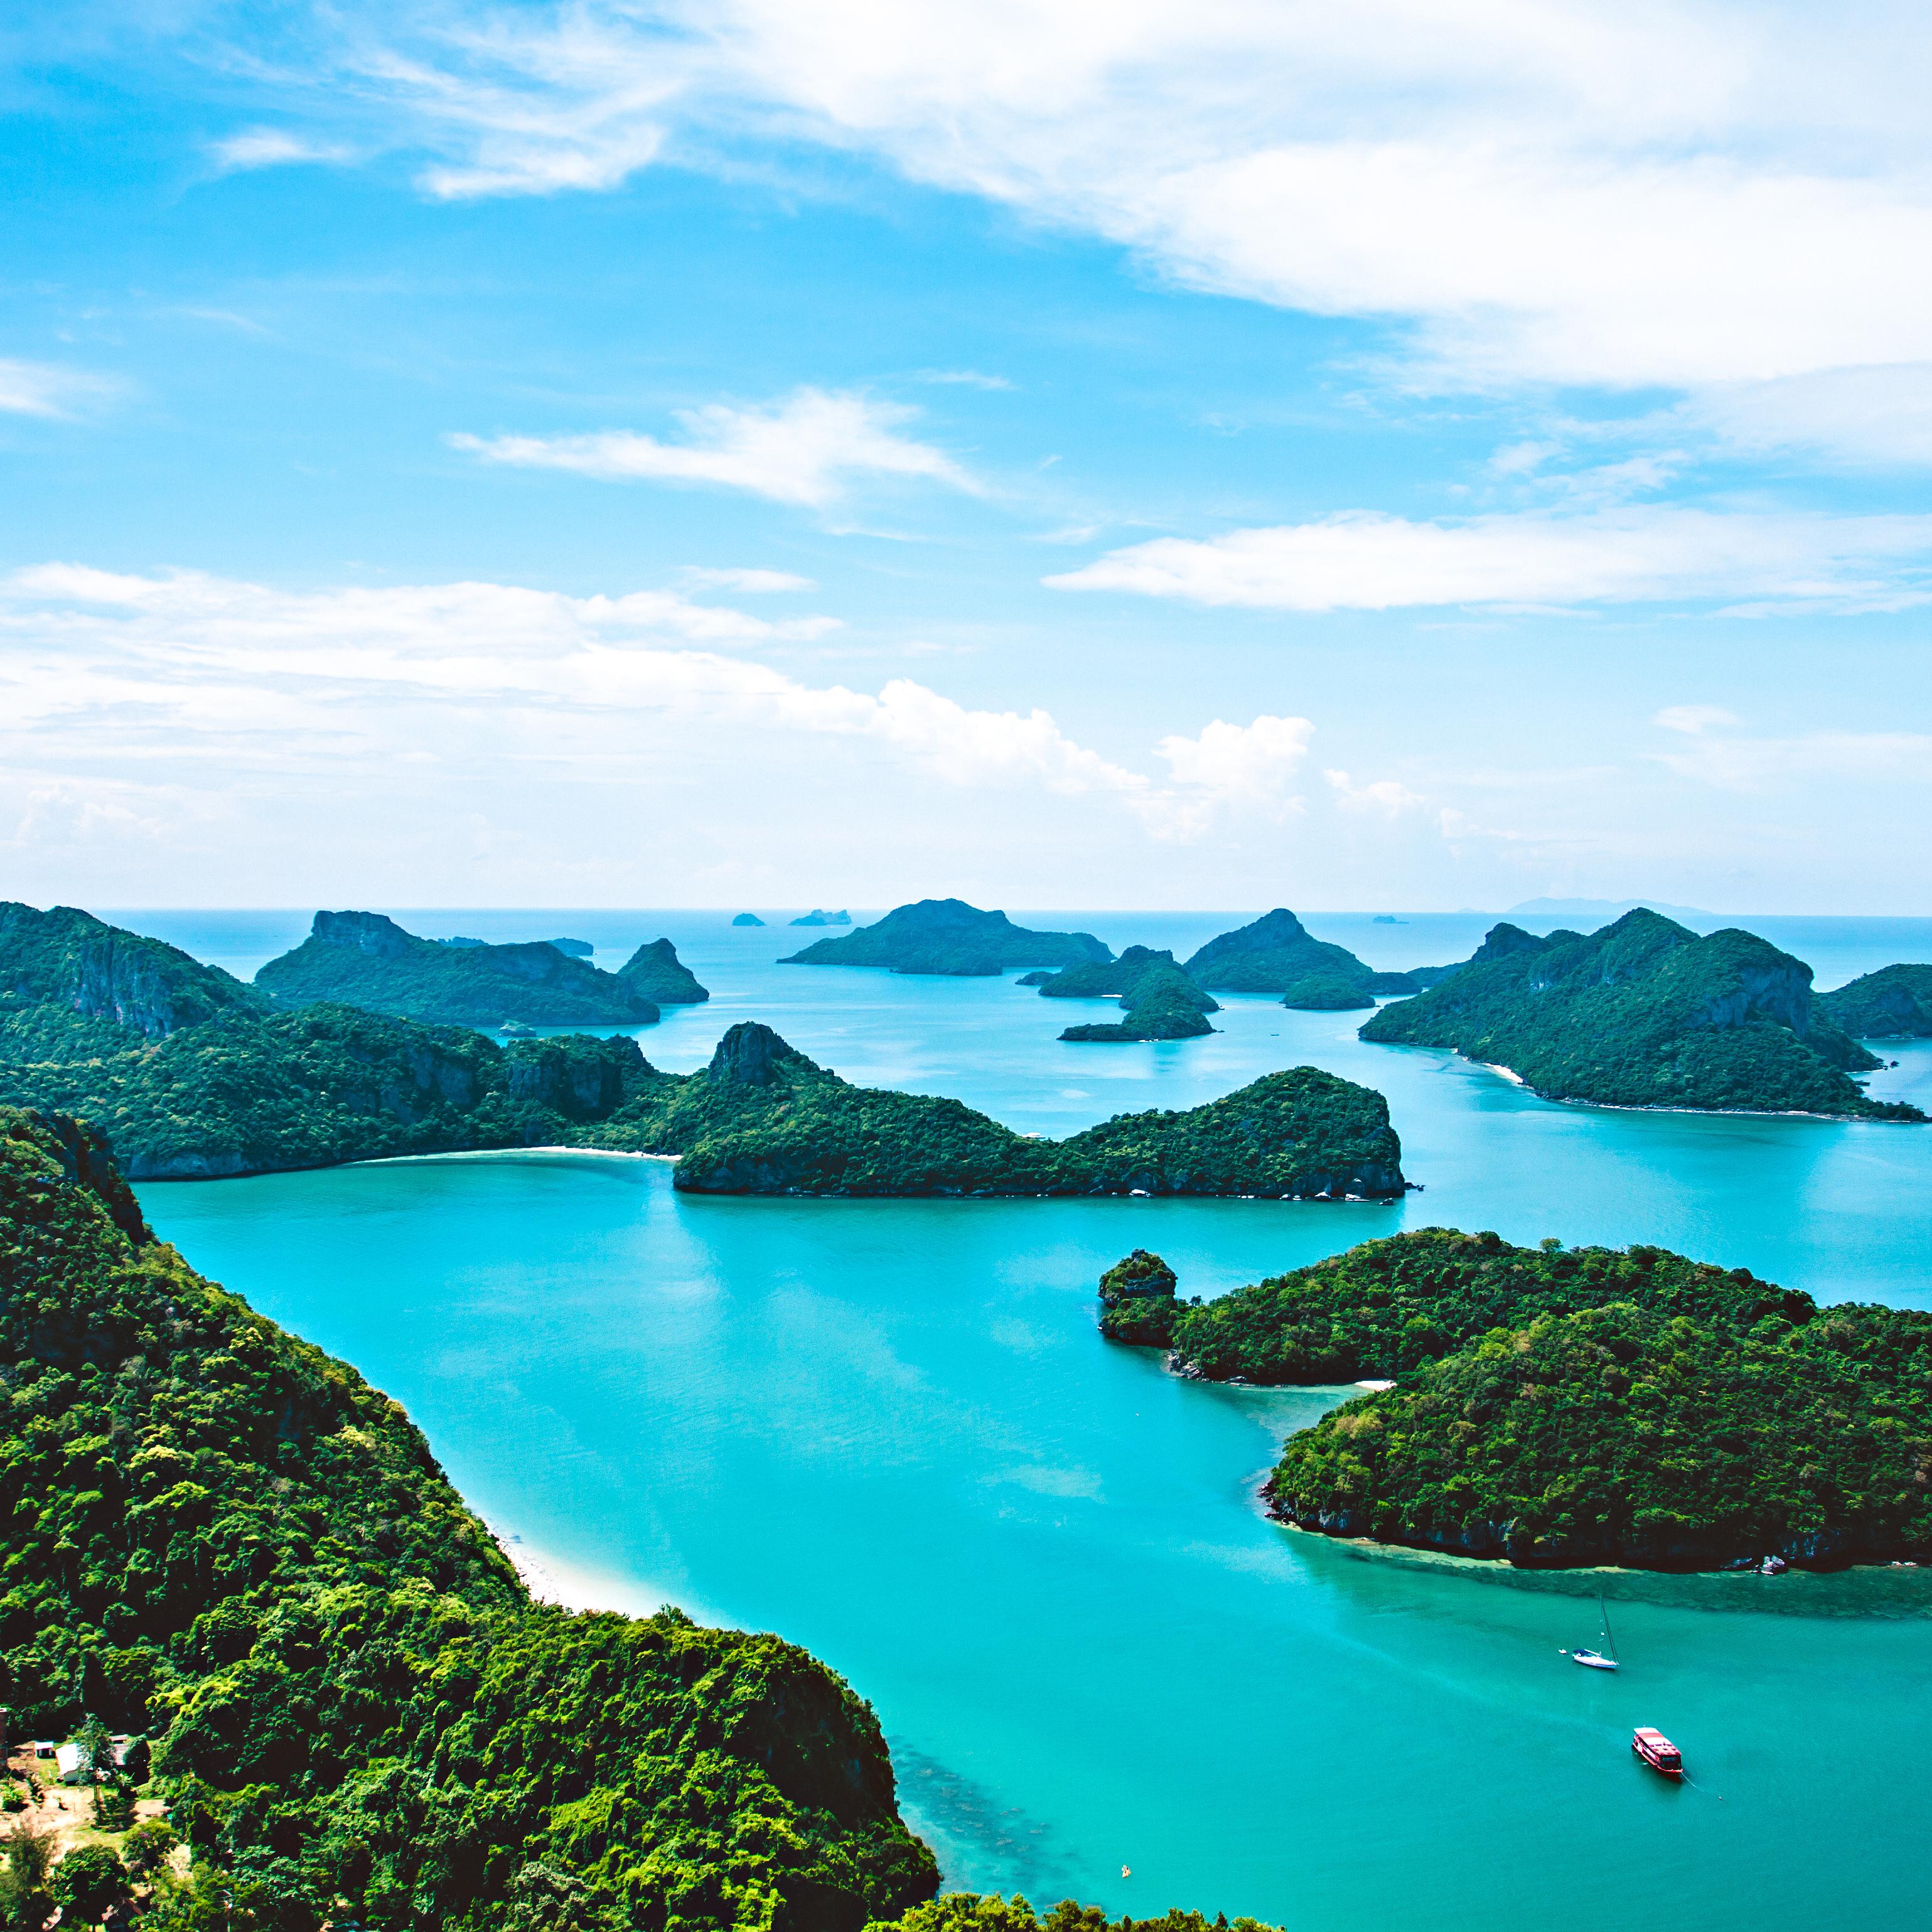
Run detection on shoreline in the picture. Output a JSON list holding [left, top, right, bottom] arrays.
[[1466, 1055, 1910, 1122]]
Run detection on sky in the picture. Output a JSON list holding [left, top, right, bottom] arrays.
[[3, 0, 1930, 912]]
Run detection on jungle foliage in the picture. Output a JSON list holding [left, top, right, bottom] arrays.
[[0, 1105, 937, 1932]]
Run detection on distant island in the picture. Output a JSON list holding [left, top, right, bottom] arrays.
[[731, 911, 765, 926], [1506, 895, 1715, 923], [1816, 963, 1932, 1039], [1184, 908, 1429, 1002], [1360, 909, 1923, 1119], [1038, 947, 1220, 1041], [0, 1102, 942, 1931], [617, 936, 711, 1004], [0, 908, 1404, 1193], [1100, 1228, 1932, 1570], [256, 910, 659, 1026], [782, 898, 1112, 975], [789, 907, 852, 926]]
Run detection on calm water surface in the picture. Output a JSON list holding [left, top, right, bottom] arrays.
[[127, 910, 1932, 1930]]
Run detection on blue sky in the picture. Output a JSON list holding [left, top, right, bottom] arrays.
[[4, 0, 1930, 911]]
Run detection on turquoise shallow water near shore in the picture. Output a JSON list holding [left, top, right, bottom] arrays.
[[126, 909, 1932, 1931]]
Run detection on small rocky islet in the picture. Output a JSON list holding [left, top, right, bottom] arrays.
[[1099, 1229, 1932, 1573]]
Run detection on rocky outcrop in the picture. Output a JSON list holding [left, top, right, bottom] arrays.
[[504, 1036, 648, 1120], [1096, 1249, 1179, 1344], [618, 938, 710, 1005], [705, 1020, 815, 1087]]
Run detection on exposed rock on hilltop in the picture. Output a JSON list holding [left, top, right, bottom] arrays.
[[1185, 908, 1422, 999], [1360, 908, 1921, 1119], [783, 898, 1110, 974], [256, 909, 658, 1026], [0, 900, 257, 1046], [1816, 963, 1932, 1039], [616, 936, 710, 1004], [0, 1103, 940, 1928], [1102, 1228, 1932, 1572]]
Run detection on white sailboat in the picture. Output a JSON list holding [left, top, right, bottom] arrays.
[[1564, 1597, 1620, 1672]]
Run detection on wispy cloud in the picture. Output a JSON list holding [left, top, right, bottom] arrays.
[[1045, 506, 1932, 612], [0, 358, 118, 419], [451, 388, 977, 507], [0, 564, 1312, 842], [678, 566, 816, 593], [210, 127, 357, 172]]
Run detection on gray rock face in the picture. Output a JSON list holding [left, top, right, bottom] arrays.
[[706, 1021, 817, 1087], [313, 910, 415, 958]]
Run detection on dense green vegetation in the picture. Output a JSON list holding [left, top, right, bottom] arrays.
[[0, 1105, 938, 1931], [1045, 952, 1218, 1043], [255, 913, 657, 1026], [1098, 1228, 1932, 1570], [1361, 910, 1922, 1119], [782, 901, 1110, 974], [1815, 963, 1932, 1039], [593, 1026, 1403, 1198], [616, 938, 711, 1005], [871, 1896, 1277, 1932], [1279, 976, 1374, 1012], [1, 1000, 650, 1179], [1182, 910, 1417, 999]]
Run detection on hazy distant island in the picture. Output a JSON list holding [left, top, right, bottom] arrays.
[[782, 897, 1111, 975], [1815, 963, 1932, 1039], [789, 907, 852, 926], [731, 911, 765, 926], [1100, 1229, 1932, 1571], [0, 907, 1403, 1191], [255, 910, 670, 1025], [1183, 908, 1439, 1002], [1038, 947, 1220, 1041], [1360, 909, 1923, 1120]]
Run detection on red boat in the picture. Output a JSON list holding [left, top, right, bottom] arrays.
[[1631, 1727, 1683, 1778]]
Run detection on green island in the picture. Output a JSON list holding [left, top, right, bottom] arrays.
[[616, 938, 711, 1005], [790, 909, 852, 927], [1815, 963, 1932, 1039], [731, 913, 765, 927], [1037, 950, 1219, 1043], [1181, 910, 1421, 1001], [0, 911, 1403, 1193], [255, 912, 659, 1027], [593, 1024, 1403, 1198], [781, 901, 1110, 976], [1278, 975, 1375, 1012], [1359, 909, 1923, 1119], [1097, 1228, 1932, 1570]]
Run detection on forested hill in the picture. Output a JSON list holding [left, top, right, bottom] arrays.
[[255, 910, 660, 1025], [1097, 1228, 1932, 1571], [1360, 908, 1921, 1119], [0, 1104, 939, 1931], [1180, 909, 1429, 1004], [781, 898, 1111, 974], [1815, 963, 1932, 1039]]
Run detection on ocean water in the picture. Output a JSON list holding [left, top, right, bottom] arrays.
[[121, 908, 1932, 1931]]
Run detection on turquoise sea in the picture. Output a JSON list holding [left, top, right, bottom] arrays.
[[119, 908, 1932, 1931]]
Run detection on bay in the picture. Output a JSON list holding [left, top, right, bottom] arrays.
[[124, 909, 1932, 1931]]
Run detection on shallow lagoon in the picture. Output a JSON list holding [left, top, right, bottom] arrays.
[[131, 911, 1932, 1931]]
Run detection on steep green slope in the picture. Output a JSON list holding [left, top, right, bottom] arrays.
[[0, 1105, 938, 1932], [1815, 963, 1932, 1039], [1360, 910, 1919, 1119], [782, 900, 1110, 974], [257, 912, 657, 1026], [1097, 1228, 1932, 1570], [1046, 952, 1218, 1043], [1183, 910, 1416, 999], [616, 936, 711, 1004]]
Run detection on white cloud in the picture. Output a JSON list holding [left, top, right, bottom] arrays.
[[1045, 505, 1932, 611], [299, 1, 1932, 402], [679, 566, 817, 593], [1156, 714, 1311, 806], [1326, 769, 1426, 817], [1653, 704, 1740, 734], [1649, 723, 1932, 793], [211, 127, 357, 171], [451, 388, 976, 507], [0, 358, 117, 418]]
